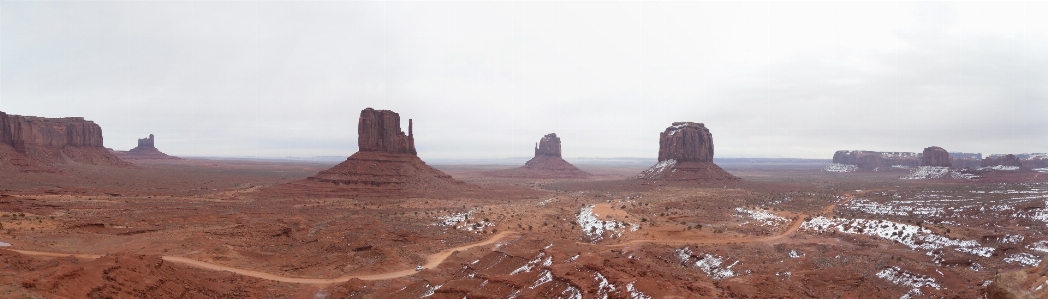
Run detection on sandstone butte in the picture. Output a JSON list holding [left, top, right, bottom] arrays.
[[921, 146, 952, 167], [113, 134, 180, 160], [266, 108, 467, 197], [0, 111, 129, 172], [638, 122, 738, 183], [486, 133, 592, 179]]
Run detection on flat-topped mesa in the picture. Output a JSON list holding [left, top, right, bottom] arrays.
[[921, 146, 952, 167], [639, 122, 738, 183], [1, 111, 129, 171], [832, 150, 920, 169], [982, 154, 1023, 168], [534, 133, 562, 157], [658, 122, 714, 162], [357, 108, 416, 155]]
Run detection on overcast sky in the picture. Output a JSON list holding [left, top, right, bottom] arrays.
[[2, 1, 1046, 159]]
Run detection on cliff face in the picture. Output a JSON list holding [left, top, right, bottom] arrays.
[[534, 133, 562, 157], [921, 146, 952, 167], [1, 112, 105, 150], [0, 111, 128, 172], [658, 122, 714, 162], [357, 108, 416, 155]]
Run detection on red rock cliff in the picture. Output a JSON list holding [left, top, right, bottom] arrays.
[[982, 154, 1023, 167], [1, 112, 105, 151], [534, 133, 562, 157], [658, 122, 713, 162], [921, 146, 952, 167], [357, 108, 416, 155]]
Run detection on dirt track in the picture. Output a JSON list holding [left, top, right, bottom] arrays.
[[10, 231, 519, 285]]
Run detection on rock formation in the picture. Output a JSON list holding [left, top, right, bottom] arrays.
[[268, 108, 467, 197], [982, 154, 1023, 168], [985, 256, 1048, 299], [949, 152, 983, 169], [486, 133, 591, 179], [113, 134, 180, 160], [920, 146, 952, 167], [638, 122, 738, 183], [831, 150, 920, 170], [0, 111, 129, 172]]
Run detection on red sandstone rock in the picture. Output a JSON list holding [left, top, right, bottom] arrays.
[[658, 122, 714, 162], [114, 134, 180, 160], [268, 108, 466, 197], [982, 154, 1023, 168], [487, 133, 590, 179], [0, 111, 129, 172], [641, 122, 738, 183], [921, 146, 952, 167], [358, 108, 416, 155], [534, 133, 562, 157]]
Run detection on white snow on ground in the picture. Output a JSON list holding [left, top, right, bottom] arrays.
[[892, 165, 914, 169], [1004, 253, 1042, 266], [1029, 240, 1048, 253], [824, 163, 858, 173], [419, 284, 442, 298], [1001, 234, 1025, 244], [560, 285, 583, 299], [842, 199, 945, 217], [510, 252, 547, 275], [901, 166, 978, 180], [436, 210, 473, 226], [626, 282, 652, 299], [735, 207, 789, 226], [788, 250, 804, 258], [577, 205, 635, 242], [675, 247, 739, 279], [801, 217, 993, 257], [876, 266, 942, 297], [594, 272, 616, 299], [529, 270, 553, 289], [980, 165, 1021, 171], [1035, 168, 1048, 173], [638, 159, 677, 178], [538, 198, 554, 206]]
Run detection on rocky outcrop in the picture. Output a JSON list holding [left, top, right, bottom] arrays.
[[357, 108, 415, 155], [949, 152, 983, 169], [921, 146, 952, 167], [0, 111, 129, 172], [982, 154, 1023, 168], [832, 150, 920, 170], [658, 122, 714, 162], [113, 134, 180, 160], [985, 256, 1048, 299], [639, 122, 738, 183], [534, 133, 561, 157], [269, 108, 467, 197], [487, 133, 590, 179]]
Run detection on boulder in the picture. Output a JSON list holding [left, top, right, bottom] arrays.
[[921, 146, 952, 167]]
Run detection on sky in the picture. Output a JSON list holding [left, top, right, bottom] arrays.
[[1, 1, 1046, 159]]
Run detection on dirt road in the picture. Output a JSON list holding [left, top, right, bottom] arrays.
[[9, 231, 519, 285]]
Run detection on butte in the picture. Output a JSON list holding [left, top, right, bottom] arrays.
[[486, 133, 591, 179], [1, 111, 129, 173], [637, 122, 738, 183], [266, 108, 468, 198], [113, 134, 180, 160]]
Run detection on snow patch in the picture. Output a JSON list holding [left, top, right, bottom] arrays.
[[824, 163, 858, 173], [801, 216, 991, 257], [735, 207, 789, 226], [876, 266, 941, 297], [1004, 253, 1042, 266]]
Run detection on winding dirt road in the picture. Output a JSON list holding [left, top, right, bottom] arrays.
[[10, 231, 519, 285]]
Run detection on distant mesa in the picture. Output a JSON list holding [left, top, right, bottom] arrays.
[[0, 111, 129, 172], [637, 122, 738, 183], [831, 150, 920, 170], [113, 134, 180, 160], [984, 153, 1048, 169], [485, 133, 592, 179], [267, 108, 468, 197], [949, 152, 982, 169], [920, 146, 951, 167], [982, 154, 1023, 168]]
